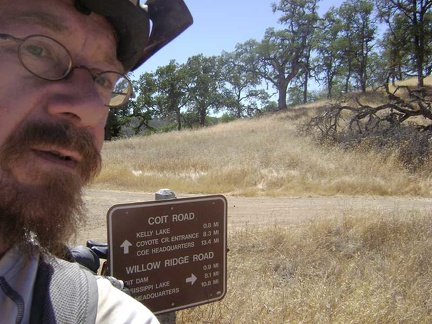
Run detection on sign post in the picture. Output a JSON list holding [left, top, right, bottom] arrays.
[[107, 194, 227, 315]]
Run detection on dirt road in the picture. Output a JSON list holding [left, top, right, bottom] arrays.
[[77, 189, 432, 244]]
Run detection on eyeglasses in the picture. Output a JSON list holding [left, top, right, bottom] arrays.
[[0, 33, 133, 108]]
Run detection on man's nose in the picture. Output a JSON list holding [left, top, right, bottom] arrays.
[[44, 68, 109, 135]]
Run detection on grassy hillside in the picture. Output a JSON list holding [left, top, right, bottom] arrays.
[[93, 106, 432, 197]]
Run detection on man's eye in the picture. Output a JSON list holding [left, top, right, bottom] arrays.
[[94, 75, 112, 89], [25, 44, 45, 57]]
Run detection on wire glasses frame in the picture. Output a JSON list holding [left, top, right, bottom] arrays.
[[0, 33, 133, 108]]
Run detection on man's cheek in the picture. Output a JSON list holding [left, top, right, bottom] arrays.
[[4, 159, 39, 186], [1, 149, 49, 187]]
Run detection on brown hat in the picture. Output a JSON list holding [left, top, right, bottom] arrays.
[[74, 0, 193, 71]]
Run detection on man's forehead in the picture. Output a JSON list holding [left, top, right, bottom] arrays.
[[11, 11, 69, 33]]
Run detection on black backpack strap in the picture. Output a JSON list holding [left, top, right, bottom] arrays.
[[30, 256, 98, 324]]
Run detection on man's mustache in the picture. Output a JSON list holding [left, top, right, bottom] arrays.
[[0, 120, 102, 183]]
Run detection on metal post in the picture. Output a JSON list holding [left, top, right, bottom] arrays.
[[155, 189, 177, 324]]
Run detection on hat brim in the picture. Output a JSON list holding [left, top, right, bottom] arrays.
[[75, 0, 193, 71]]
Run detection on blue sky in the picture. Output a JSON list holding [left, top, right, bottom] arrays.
[[135, 0, 344, 77]]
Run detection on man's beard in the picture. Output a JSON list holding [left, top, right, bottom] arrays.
[[0, 120, 102, 258]]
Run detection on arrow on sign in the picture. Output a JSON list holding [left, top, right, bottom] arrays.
[[120, 240, 132, 254], [186, 273, 197, 285]]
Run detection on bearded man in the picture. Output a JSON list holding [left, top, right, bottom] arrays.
[[0, 0, 192, 322]]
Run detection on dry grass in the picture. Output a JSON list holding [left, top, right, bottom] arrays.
[[92, 103, 432, 323], [390, 75, 432, 88], [93, 109, 432, 197], [178, 208, 432, 323]]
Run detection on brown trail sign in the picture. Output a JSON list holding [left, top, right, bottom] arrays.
[[107, 195, 227, 314]]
